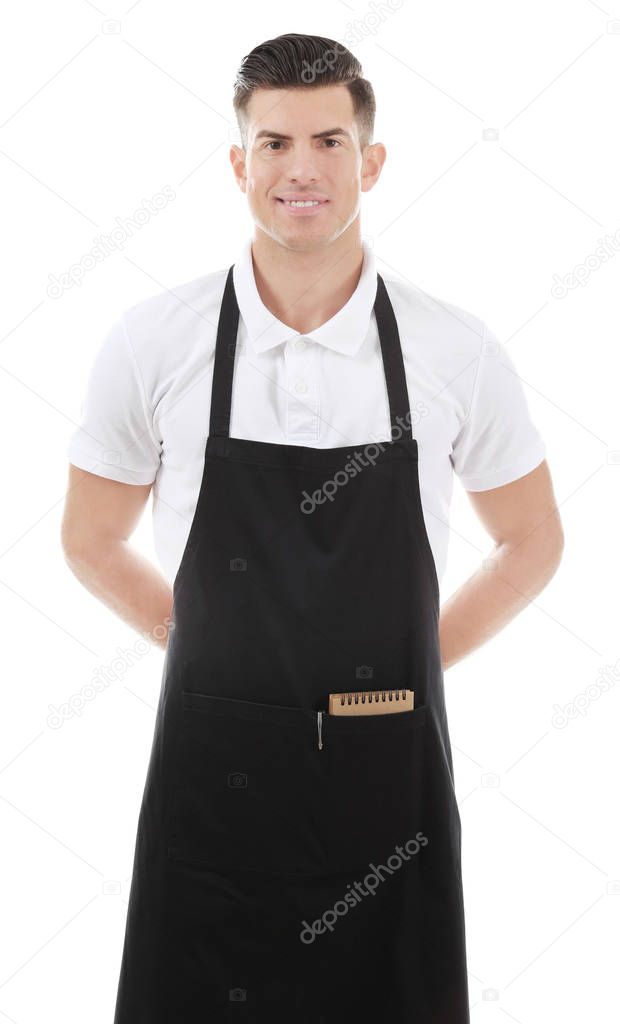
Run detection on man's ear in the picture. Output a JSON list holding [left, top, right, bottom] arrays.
[[361, 142, 387, 195], [229, 144, 247, 193]]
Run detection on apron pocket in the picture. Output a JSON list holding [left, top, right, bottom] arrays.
[[322, 705, 428, 874], [166, 691, 327, 876]]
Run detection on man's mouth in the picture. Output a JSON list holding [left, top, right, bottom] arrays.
[[275, 198, 329, 207]]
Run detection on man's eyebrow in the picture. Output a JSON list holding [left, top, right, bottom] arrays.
[[254, 127, 351, 141]]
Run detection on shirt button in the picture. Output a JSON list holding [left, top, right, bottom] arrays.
[[294, 380, 308, 394], [294, 337, 307, 352]]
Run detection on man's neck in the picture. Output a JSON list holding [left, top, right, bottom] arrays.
[[249, 225, 365, 336]]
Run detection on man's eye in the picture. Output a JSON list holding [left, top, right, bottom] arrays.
[[263, 138, 341, 150]]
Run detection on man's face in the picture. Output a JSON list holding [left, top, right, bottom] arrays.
[[230, 84, 385, 252]]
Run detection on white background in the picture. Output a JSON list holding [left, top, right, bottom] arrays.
[[1, 1, 619, 1021]]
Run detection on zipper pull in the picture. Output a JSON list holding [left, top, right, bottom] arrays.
[[317, 710, 323, 750]]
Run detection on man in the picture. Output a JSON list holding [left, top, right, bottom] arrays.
[[62, 32, 563, 1024]]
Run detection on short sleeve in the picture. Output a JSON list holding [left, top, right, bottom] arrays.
[[450, 323, 546, 491], [67, 315, 162, 485]]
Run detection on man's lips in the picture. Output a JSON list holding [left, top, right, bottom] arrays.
[[275, 198, 329, 204], [273, 196, 330, 217]]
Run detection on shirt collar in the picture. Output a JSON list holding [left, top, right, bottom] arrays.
[[232, 238, 378, 357]]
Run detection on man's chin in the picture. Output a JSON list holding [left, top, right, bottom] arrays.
[[265, 228, 334, 254]]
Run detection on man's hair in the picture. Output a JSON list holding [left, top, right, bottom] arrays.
[[233, 34, 376, 151]]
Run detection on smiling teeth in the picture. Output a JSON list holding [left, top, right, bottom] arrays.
[[284, 200, 321, 207]]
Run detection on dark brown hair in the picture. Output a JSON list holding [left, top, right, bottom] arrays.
[[233, 34, 376, 151]]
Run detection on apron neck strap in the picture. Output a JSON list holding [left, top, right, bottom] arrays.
[[209, 265, 240, 439], [209, 265, 413, 442], [373, 272, 413, 442]]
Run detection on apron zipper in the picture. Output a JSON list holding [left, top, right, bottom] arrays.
[[317, 710, 323, 750]]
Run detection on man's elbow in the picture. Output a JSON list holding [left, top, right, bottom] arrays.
[[61, 520, 109, 577], [546, 517, 565, 578], [527, 513, 565, 587], [62, 527, 93, 577]]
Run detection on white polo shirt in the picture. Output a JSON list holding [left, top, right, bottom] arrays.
[[67, 238, 546, 589]]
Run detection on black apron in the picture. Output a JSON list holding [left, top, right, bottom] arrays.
[[113, 266, 470, 1023]]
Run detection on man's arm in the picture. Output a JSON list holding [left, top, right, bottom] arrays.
[[439, 460, 564, 670], [61, 465, 173, 649]]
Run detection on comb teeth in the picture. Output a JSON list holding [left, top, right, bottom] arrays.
[[328, 690, 415, 716], [340, 689, 408, 705]]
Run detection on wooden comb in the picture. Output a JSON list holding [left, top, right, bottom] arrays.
[[328, 689, 414, 716]]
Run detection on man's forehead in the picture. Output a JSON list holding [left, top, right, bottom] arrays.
[[246, 85, 355, 132]]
